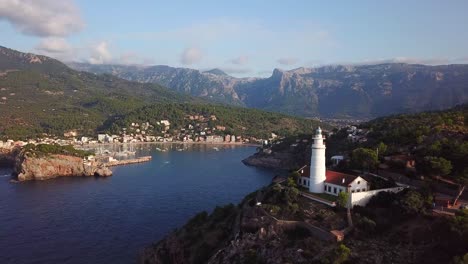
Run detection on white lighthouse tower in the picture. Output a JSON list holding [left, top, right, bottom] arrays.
[[309, 127, 326, 193]]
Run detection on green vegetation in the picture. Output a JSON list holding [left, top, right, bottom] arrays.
[[336, 192, 349, 208], [165, 203, 238, 264], [362, 105, 467, 177], [0, 68, 193, 139], [23, 144, 92, 158], [106, 103, 325, 139], [417, 156, 453, 176], [326, 105, 467, 185], [350, 147, 379, 172], [0, 47, 328, 140]]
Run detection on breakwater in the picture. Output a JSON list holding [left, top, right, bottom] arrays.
[[106, 156, 152, 166]]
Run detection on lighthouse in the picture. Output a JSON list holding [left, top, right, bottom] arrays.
[[309, 127, 326, 193]]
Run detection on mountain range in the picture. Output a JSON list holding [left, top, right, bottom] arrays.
[[0, 46, 323, 139], [69, 62, 468, 118]]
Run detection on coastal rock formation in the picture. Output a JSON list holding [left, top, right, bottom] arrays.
[[139, 185, 343, 264], [0, 147, 19, 167], [14, 152, 112, 181], [242, 152, 295, 169], [140, 181, 467, 264], [242, 141, 311, 170]]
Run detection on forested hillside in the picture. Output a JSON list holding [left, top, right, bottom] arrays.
[[105, 103, 327, 138], [0, 46, 326, 140]]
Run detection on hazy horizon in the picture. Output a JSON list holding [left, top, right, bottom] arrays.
[[1, 0, 468, 77]]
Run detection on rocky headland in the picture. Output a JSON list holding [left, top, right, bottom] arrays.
[[242, 136, 312, 170], [139, 184, 344, 264], [140, 180, 467, 264], [3, 144, 112, 181], [0, 147, 19, 167], [14, 152, 112, 181]]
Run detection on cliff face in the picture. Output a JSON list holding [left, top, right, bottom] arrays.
[[69, 62, 468, 118], [140, 185, 343, 264], [0, 147, 19, 167], [14, 152, 112, 181], [140, 183, 465, 264]]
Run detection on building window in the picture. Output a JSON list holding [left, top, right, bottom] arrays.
[[339, 189, 342, 193], [357, 181, 360, 184], [333, 187, 337, 194], [324, 185, 327, 191], [357, 189, 360, 192], [328, 186, 331, 192]]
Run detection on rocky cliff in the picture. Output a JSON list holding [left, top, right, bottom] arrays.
[[140, 186, 329, 264], [0, 147, 19, 167], [69, 62, 468, 118], [140, 182, 467, 264], [14, 151, 112, 181], [242, 135, 313, 170]]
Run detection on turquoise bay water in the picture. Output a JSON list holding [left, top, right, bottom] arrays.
[[0, 144, 276, 264]]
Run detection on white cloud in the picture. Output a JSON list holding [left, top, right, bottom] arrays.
[[230, 55, 249, 65], [88, 41, 112, 64], [36, 37, 71, 53], [0, 0, 84, 37], [345, 57, 452, 66], [277, 57, 299, 65], [118, 52, 140, 65], [180, 47, 202, 65]]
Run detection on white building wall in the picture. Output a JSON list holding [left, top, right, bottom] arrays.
[[350, 187, 407, 207], [348, 176, 369, 192], [324, 183, 346, 196]]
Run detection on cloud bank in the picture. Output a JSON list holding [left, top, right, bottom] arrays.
[[36, 37, 72, 53], [180, 47, 203, 65], [0, 0, 84, 37], [88, 41, 112, 64], [230, 55, 249, 65]]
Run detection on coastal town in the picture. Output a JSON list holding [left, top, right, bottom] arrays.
[[0, 113, 278, 150]]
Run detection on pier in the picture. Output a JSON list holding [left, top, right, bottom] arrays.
[[106, 156, 152, 167]]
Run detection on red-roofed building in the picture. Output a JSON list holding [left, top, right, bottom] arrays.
[[297, 165, 369, 196], [296, 127, 369, 196]]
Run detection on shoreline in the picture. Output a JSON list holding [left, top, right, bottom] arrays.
[[76, 141, 262, 148]]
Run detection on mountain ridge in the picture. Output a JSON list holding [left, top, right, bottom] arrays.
[[0, 46, 324, 139], [68, 61, 468, 118]]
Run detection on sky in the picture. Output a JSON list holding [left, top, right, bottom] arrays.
[[1, 0, 468, 77]]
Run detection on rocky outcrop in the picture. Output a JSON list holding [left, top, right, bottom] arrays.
[[242, 145, 311, 170], [14, 152, 112, 181], [139, 184, 340, 264], [0, 147, 19, 167], [242, 152, 294, 169]]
